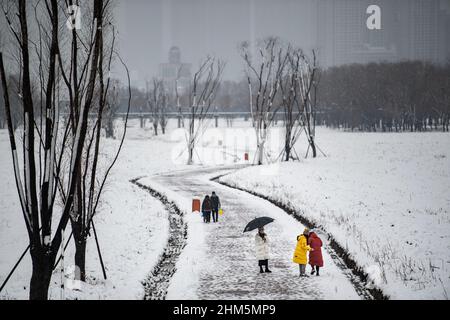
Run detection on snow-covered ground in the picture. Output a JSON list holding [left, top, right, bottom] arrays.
[[0, 118, 253, 300], [2, 119, 449, 300], [0, 120, 181, 300], [220, 127, 450, 300], [138, 168, 362, 300]]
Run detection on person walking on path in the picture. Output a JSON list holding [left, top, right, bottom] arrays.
[[308, 231, 324, 276], [211, 191, 221, 223], [293, 228, 312, 277], [255, 227, 272, 274], [202, 195, 212, 223]]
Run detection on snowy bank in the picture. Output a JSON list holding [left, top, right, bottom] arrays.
[[220, 128, 450, 299]]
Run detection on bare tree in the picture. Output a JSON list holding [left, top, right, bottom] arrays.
[[67, 51, 131, 282], [147, 78, 169, 136], [240, 37, 289, 165], [104, 79, 120, 139], [298, 50, 319, 158], [0, 0, 103, 299], [159, 85, 169, 135], [279, 46, 299, 161], [0, 0, 130, 299], [174, 65, 185, 128], [58, 2, 131, 283], [146, 80, 158, 135], [185, 56, 225, 165], [278, 47, 321, 161]]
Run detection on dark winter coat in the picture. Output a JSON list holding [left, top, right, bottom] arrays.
[[211, 194, 221, 211], [202, 197, 212, 212], [308, 232, 324, 267]]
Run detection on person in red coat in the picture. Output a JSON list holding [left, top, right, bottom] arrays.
[[308, 231, 324, 276]]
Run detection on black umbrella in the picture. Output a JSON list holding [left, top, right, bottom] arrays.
[[243, 217, 275, 233]]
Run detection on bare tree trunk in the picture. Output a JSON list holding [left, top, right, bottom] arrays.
[[310, 135, 317, 158], [257, 127, 267, 165], [188, 145, 194, 165], [284, 128, 292, 162], [106, 117, 115, 138], [29, 249, 54, 300], [153, 121, 158, 136], [70, 181, 86, 281], [187, 114, 195, 165], [72, 217, 86, 281]]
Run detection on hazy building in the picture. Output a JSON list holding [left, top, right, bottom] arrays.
[[395, 0, 448, 63], [114, 0, 449, 86], [439, 0, 450, 62], [315, 0, 450, 68], [159, 46, 192, 94]]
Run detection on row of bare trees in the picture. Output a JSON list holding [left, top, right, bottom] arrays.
[[317, 61, 450, 132], [240, 37, 321, 164], [185, 57, 225, 165], [0, 0, 130, 299]]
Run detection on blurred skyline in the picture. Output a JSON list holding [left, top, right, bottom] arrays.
[[114, 0, 318, 88], [1, 0, 449, 88], [114, 0, 450, 88]]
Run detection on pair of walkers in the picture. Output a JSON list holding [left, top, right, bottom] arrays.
[[293, 228, 324, 277], [255, 227, 324, 277], [201, 192, 221, 223]]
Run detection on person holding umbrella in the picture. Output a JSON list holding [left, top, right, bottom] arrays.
[[244, 217, 275, 274], [255, 227, 272, 273], [293, 228, 312, 277]]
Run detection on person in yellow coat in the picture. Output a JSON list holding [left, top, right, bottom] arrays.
[[293, 228, 313, 277]]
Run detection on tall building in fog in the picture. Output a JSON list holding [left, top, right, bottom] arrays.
[[316, 0, 398, 67], [439, 0, 450, 62], [395, 0, 449, 63], [159, 46, 192, 94], [316, 0, 450, 68]]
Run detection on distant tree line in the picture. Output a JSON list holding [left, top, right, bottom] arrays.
[[119, 79, 249, 115], [114, 60, 450, 135], [317, 61, 450, 132]]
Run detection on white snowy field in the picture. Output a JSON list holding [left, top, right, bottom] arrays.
[[220, 128, 450, 300], [0, 118, 254, 300], [139, 169, 361, 300], [1, 118, 449, 300]]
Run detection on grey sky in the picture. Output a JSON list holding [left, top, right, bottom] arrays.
[[1, 0, 448, 88], [114, 0, 318, 88]]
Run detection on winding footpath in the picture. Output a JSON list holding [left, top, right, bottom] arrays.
[[135, 166, 369, 300]]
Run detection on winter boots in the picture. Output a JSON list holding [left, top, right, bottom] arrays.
[[299, 264, 307, 277], [259, 261, 272, 274], [310, 266, 320, 276]]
